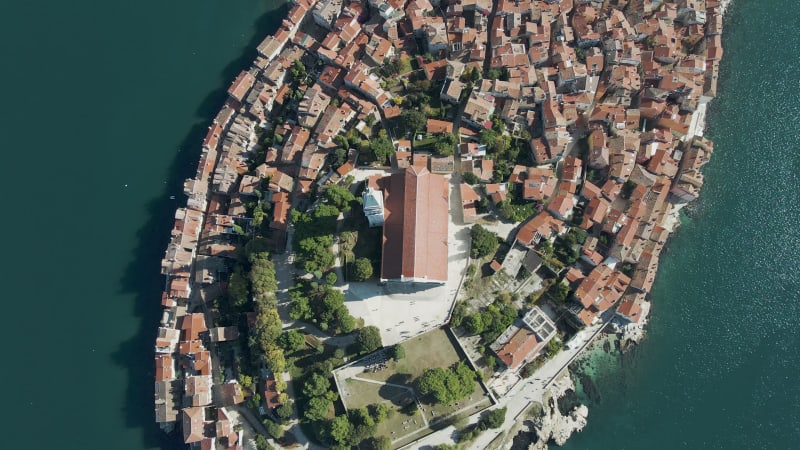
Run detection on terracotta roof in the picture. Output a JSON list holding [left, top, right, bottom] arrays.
[[381, 167, 449, 282], [155, 354, 174, 382], [181, 314, 207, 341], [495, 328, 542, 370], [182, 407, 205, 443], [263, 377, 281, 409], [617, 296, 643, 323], [516, 211, 566, 246], [228, 70, 256, 102], [426, 119, 454, 134]]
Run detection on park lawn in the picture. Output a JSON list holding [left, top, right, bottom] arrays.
[[343, 378, 411, 410], [335, 329, 494, 448], [361, 328, 462, 383], [342, 379, 425, 447], [425, 381, 492, 428]]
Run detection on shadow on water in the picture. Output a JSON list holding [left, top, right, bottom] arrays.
[[110, 6, 287, 449]]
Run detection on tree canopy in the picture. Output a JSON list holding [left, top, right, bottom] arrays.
[[391, 343, 405, 360], [328, 415, 352, 446], [304, 396, 332, 421], [352, 257, 374, 281], [417, 361, 477, 404], [324, 185, 356, 212], [400, 109, 427, 134], [470, 224, 499, 259], [481, 407, 507, 429], [370, 130, 394, 164], [463, 171, 479, 185], [288, 283, 355, 335], [228, 271, 250, 309], [356, 326, 383, 354], [279, 329, 306, 353]]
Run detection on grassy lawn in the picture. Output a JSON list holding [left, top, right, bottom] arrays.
[[411, 133, 439, 151], [360, 329, 462, 383], [342, 379, 425, 441], [335, 329, 493, 447]]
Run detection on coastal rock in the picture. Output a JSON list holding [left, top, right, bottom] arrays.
[[551, 405, 588, 446], [528, 374, 589, 449]]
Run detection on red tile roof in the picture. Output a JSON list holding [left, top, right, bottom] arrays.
[[495, 328, 543, 370], [181, 314, 208, 341], [381, 167, 449, 282]]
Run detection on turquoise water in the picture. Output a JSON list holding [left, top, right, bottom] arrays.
[[1, 1, 797, 449], [0, 1, 285, 448], [560, 1, 800, 448]]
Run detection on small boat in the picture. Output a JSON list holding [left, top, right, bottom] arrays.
[[169, 195, 176, 200]]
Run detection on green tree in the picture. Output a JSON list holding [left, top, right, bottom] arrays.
[[481, 407, 507, 429], [254, 434, 274, 450], [418, 362, 477, 404], [371, 403, 391, 423], [370, 130, 394, 164], [263, 419, 284, 440], [228, 271, 250, 309], [548, 281, 570, 303], [238, 374, 253, 390], [279, 329, 306, 353], [325, 271, 338, 285], [289, 289, 311, 320], [348, 407, 377, 442], [563, 227, 588, 246], [255, 308, 283, 344], [325, 184, 356, 212], [356, 326, 383, 354], [302, 372, 331, 398], [463, 171, 479, 185], [364, 436, 392, 450], [332, 147, 348, 168], [470, 224, 499, 259], [463, 314, 485, 335], [262, 343, 286, 374], [480, 129, 497, 149], [545, 337, 563, 358], [248, 252, 278, 302], [304, 396, 332, 421], [339, 313, 356, 334], [434, 140, 454, 156], [276, 401, 294, 421], [392, 343, 406, 361], [450, 301, 468, 328], [401, 109, 427, 133], [352, 257, 374, 281], [329, 414, 352, 446]]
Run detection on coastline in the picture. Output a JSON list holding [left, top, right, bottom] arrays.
[[562, 0, 735, 442], [619, 0, 733, 342], [148, 0, 735, 449]]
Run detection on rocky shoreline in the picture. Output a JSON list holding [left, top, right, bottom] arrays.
[[508, 373, 589, 450]]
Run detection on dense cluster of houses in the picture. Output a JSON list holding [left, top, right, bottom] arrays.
[[154, 0, 727, 444], [479, 0, 723, 333]]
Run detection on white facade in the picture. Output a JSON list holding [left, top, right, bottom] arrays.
[[362, 186, 385, 227]]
